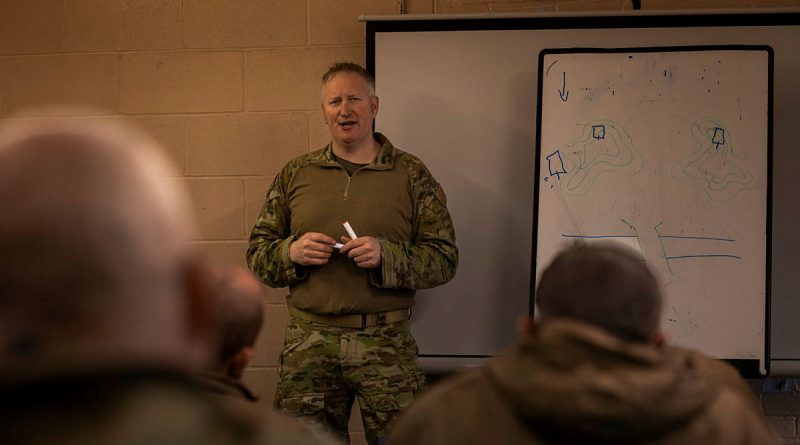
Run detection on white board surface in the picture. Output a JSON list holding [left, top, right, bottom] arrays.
[[535, 48, 770, 370]]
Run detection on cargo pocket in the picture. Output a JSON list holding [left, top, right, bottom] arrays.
[[277, 317, 312, 379], [362, 390, 415, 414], [359, 391, 415, 442], [282, 317, 311, 353], [386, 325, 426, 393], [280, 393, 325, 422]]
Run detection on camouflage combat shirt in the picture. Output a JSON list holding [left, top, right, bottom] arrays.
[[247, 133, 458, 316]]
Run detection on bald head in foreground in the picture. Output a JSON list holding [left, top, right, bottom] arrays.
[[0, 112, 334, 445], [389, 243, 777, 445]]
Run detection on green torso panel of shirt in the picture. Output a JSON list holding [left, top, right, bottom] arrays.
[[285, 138, 416, 315]]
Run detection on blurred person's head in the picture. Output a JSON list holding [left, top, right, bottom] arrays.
[[0, 109, 211, 372], [207, 267, 264, 380], [533, 242, 663, 344]]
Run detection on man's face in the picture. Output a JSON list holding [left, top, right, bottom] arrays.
[[321, 72, 379, 150]]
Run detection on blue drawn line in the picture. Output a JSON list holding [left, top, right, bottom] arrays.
[[712, 127, 725, 149], [665, 254, 742, 260], [561, 234, 637, 239], [558, 72, 569, 102], [546, 150, 567, 180], [654, 221, 675, 275], [659, 235, 735, 242]]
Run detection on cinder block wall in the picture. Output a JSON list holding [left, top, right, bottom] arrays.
[[1, 1, 799, 444]]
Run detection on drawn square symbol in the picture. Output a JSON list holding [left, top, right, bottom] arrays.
[[592, 125, 606, 140], [712, 127, 725, 146]]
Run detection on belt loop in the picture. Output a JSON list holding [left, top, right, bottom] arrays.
[[377, 312, 387, 325], [360, 314, 367, 328]]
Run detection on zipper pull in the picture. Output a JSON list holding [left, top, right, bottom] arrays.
[[343, 175, 351, 200]]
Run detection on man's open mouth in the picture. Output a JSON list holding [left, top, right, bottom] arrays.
[[338, 121, 356, 128]]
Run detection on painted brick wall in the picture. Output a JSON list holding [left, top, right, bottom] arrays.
[[1, 1, 799, 444]]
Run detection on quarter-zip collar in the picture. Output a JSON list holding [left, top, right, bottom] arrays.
[[316, 133, 396, 171]]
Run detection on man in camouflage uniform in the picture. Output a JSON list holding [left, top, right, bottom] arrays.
[[247, 62, 458, 444]]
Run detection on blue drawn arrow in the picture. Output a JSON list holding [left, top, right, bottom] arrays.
[[558, 72, 569, 102]]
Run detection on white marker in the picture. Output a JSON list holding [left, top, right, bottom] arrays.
[[343, 221, 358, 240], [332, 242, 344, 249]]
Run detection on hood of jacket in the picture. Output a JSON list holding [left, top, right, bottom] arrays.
[[485, 318, 719, 444]]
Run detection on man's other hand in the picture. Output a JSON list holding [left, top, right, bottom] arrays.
[[289, 232, 337, 266], [340, 236, 382, 269]]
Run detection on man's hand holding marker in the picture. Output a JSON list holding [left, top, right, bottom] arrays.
[[338, 221, 382, 269]]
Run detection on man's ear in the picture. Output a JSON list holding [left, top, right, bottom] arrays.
[[182, 256, 213, 339], [517, 315, 536, 339], [172, 255, 215, 371], [240, 347, 255, 370], [227, 347, 255, 380], [650, 329, 666, 347], [371, 95, 379, 116]]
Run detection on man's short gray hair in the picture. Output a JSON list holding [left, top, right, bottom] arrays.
[[321, 62, 376, 97], [535, 242, 662, 342]]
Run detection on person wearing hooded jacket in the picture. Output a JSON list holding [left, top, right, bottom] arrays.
[[388, 243, 777, 445]]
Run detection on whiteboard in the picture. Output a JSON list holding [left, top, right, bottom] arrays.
[[535, 47, 770, 373], [367, 11, 800, 375]]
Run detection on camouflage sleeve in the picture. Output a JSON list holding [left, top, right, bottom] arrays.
[[371, 160, 458, 290], [246, 173, 306, 288]]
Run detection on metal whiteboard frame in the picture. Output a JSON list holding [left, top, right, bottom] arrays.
[[534, 45, 772, 376]]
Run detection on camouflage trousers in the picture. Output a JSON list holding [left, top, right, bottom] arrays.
[[274, 315, 426, 445]]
